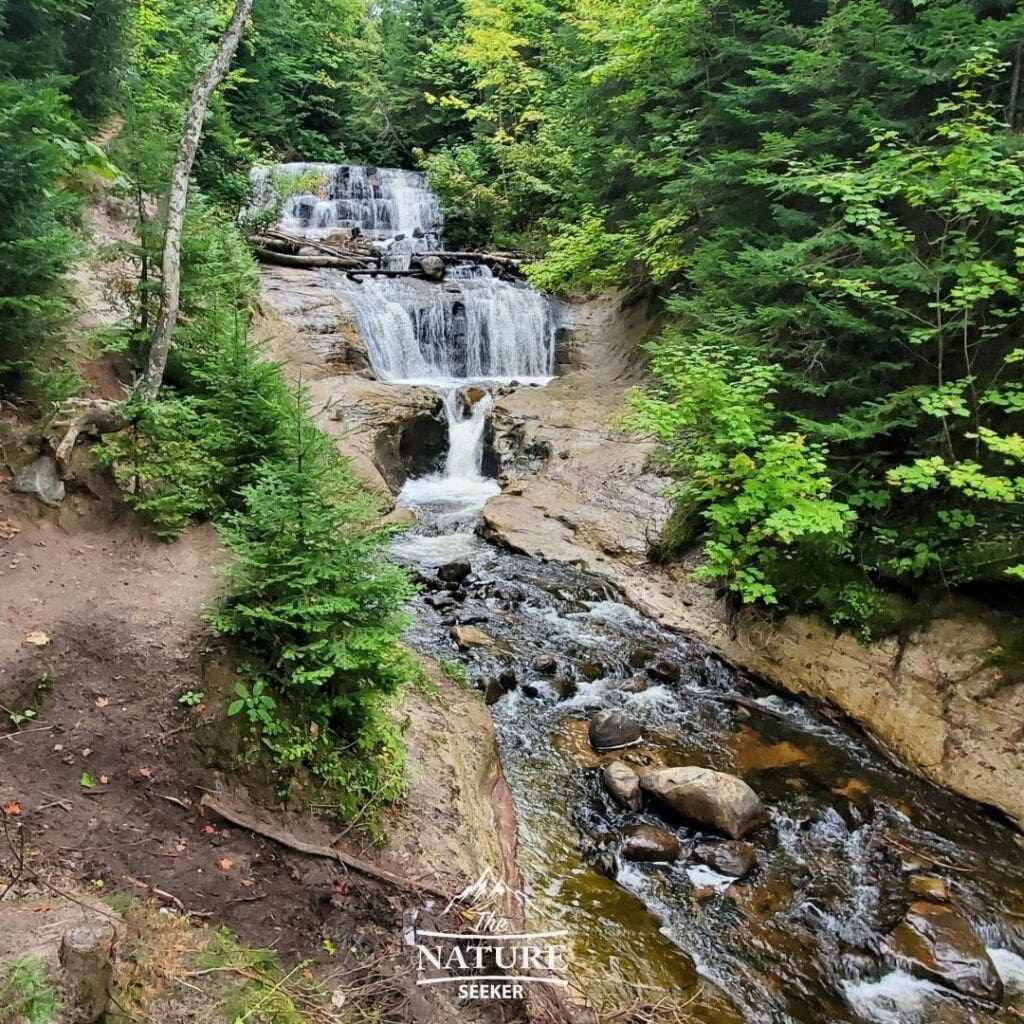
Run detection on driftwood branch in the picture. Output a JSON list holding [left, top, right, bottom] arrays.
[[200, 793, 448, 898]]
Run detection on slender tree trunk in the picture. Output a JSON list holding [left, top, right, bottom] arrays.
[[1008, 40, 1022, 130], [55, 0, 254, 465], [139, 0, 255, 400]]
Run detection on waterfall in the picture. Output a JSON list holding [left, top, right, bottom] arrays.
[[256, 163, 557, 555]]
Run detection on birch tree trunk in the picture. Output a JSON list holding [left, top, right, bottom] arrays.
[[55, 0, 255, 464]]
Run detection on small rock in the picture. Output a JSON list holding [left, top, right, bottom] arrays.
[[627, 648, 653, 670], [424, 594, 456, 611], [451, 625, 493, 650], [884, 902, 1002, 1001], [908, 875, 950, 903], [381, 504, 416, 527], [621, 824, 680, 862], [457, 386, 487, 415], [549, 676, 577, 701], [438, 559, 471, 583], [588, 710, 642, 751], [693, 840, 757, 878], [647, 658, 681, 682], [12, 456, 65, 507], [497, 668, 518, 692], [478, 678, 503, 706], [578, 660, 605, 681], [641, 766, 769, 839], [602, 761, 641, 811], [531, 653, 559, 676], [619, 675, 648, 694]]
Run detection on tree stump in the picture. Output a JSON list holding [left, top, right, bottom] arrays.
[[59, 923, 116, 1023]]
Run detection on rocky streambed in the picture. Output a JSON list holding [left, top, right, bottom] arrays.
[[397, 540, 1024, 1023]]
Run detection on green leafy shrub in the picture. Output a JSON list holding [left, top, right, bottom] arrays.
[[0, 958, 59, 1024], [629, 326, 855, 607], [207, 389, 417, 829]]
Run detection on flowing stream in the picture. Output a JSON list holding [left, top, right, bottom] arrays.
[[260, 165, 1024, 1022]]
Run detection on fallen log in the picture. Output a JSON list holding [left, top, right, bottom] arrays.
[[263, 227, 379, 261], [345, 268, 431, 278], [200, 793, 448, 898], [417, 250, 529, 267], [254, 248, 372, 270]]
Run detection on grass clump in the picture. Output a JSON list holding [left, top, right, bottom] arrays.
[[0, 958, 59, 1024]]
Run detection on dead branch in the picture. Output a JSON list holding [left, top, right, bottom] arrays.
[[252, 248, 371, 270], [199, 793, 448, 898]]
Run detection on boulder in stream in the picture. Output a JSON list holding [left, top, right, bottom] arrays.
[[531, 653, 559, 676], [693, 839, 757, 878], [437, 559, 471, 583], [884, 901, 1002, 1001], [602, 760, 641, 811], [640, 766, 769, 839], [420, 255, 446, 281], [588, 710, 642, 751], [646, 658, 681, 682], [478, 677, 503, 706], [621, 824, 680, 863], [451, 625, 493, 650]]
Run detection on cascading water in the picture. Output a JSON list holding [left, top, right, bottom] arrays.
[[254, 162, 556, 556]]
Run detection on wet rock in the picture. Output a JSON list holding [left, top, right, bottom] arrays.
[[455, 613, 488, 626], [438, 559, 471, 583], [381, 504, 416, 528], [588, 710, 642, 751], [12, 456, 65, 507], [621, 824, 680, 863], [478, 677, 503, 706], [601, 761, 641, 811], [647, 658, 681, 682], [628, 648, 653, 670], [451, 625, 493, 650], [457, 386, 487, 415], [550, 676, 577, 701], [531, 653, 559, 676], [497, 668, 518, 692], [619, 675, 648, 694], [908, 875, 950, 903], [884, 902, 1002, 1001], [640, 767, 769, 839], [424, 594, 456, 611], [693, 840, 757, 878], [420, 255, 446, 281], [578, 660, 605, 681]]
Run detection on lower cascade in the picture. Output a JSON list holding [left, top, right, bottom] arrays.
[[262, 165, 1024, 1024]]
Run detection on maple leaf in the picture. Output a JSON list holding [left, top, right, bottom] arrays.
[[24, 631, 50, 647], [218, 857, 234, 871], [95, 696, 109, 708], [138, 767, 153, 780], [2, 801, 21, 816]]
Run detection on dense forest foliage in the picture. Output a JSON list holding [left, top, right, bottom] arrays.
[[1, 0, 1023, 648]]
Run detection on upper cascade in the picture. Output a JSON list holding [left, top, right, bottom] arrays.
[[252, 162, 557, 385], [250, 163, 443, 248]]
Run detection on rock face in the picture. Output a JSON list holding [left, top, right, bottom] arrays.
[[588, 710, 642, 751], [621, 824, 680, 862], [451, 625, 493, 650], [641, 767, 769, 839], [12, 456, 65, 507], [885, 902, 1002, 1001], [693, 840, 757, 878], [602, 760, 641, 811]]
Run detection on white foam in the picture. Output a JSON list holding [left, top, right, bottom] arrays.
[[686, 864, 734, 893], [989, 947, 1024, 995], [841, 970, 942, 1024]]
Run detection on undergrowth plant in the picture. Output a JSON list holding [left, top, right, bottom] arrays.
[[0, 958, 59, 1024], [207, 387, 417, 832]]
